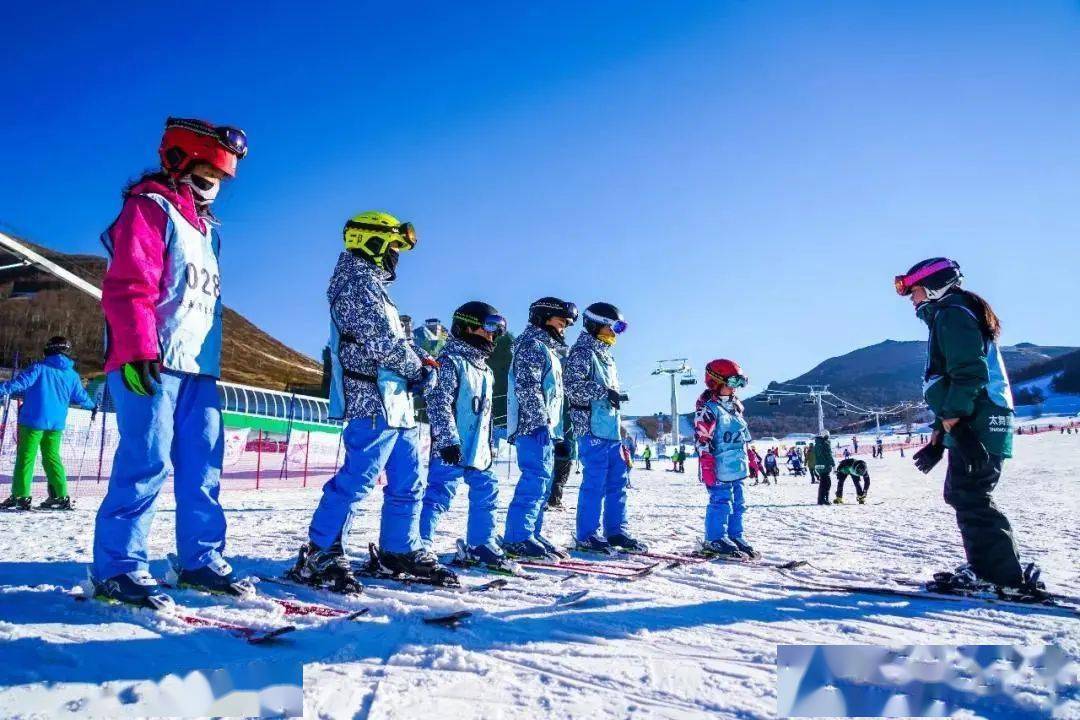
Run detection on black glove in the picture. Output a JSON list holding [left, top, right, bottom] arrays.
[[949, 422, 990, 474], [554, 439, 572, 460], [912, 436, 944, 474], [606, 389, 629, 409], [408, 365, 437, 395], [121, 360, 161, 397], [90, 406, 99, 424], [438, 444, 462, 466]]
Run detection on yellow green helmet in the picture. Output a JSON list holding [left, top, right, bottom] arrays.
[[343, 210, 417, 270]]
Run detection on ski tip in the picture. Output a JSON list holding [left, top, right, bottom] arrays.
[[248, 625, 297, 644], [423, 610, 472, 627]]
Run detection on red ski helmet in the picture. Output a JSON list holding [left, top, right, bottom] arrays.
[[159, 117, 248, 178], [705, 359, 748, 391]]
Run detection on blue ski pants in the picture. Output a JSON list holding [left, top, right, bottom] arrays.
[[502, 429, 554, 544], [93, 370, 225, 581], [419, 456, 499, 549], [705, 479, 746, 543], [308, 416, 422, 554], [576, 435, 629, 541]]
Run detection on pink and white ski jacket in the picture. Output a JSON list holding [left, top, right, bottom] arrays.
[[100, 178, 221, 375]]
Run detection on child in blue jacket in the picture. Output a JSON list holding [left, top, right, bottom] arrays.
[[694, 358, 756, 559]]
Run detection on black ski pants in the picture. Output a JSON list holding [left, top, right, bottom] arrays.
[[814, 469, 832, 503], [834, 473, 868, 499], [943, 451, 1023, 587], [547, 457, 573, 507]]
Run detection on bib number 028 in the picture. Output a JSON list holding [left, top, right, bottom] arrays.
[[185, 263, 221, 298]]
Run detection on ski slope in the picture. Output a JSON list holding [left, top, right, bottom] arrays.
[[1, 432, 1078, 718]]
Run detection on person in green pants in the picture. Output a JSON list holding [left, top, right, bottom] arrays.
[[0, 337, 97, 511]]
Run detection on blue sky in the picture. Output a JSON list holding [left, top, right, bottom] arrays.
[[2, 1, 1078, 414]]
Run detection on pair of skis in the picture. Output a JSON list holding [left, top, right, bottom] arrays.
[[73, 589, 301, 644], [773, 570, 1080, 615]]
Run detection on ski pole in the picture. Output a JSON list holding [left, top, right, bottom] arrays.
[[0, 352, 21, 471], [72, 408, 97, 498]]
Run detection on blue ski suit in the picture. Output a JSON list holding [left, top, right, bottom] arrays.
[[502, 324, 565, 544], [419, 338, 499, 550], [0, 354, 96, 430], [694, 391, 751, 543], [565, 333, 629, 542], [309, 251, 427, 554], [93, 185, 228, 582]]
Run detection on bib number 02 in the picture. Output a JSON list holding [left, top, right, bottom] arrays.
[[185, 263, 221, 298]]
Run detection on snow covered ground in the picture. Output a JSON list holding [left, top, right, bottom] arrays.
[[1, 432, 1078, 718]]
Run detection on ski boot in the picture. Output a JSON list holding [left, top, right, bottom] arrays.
[[928, 564, 993, 594], [38, 495, 74, 510], [0, 495, 32, 511], [574, 534, 613, 554], [699, 538, 749, 560], [1005, 562, 1050, 602], [174, 556, 256, 597], [832, 496, 844, 504], [607, 533, 648, 553], [535, 534, 569, 559], [92, 570, 174, 609], [374, 547, 459, 587], [730, 537, 760, 559], [503, 537, 554, 560], [287, 542, 363, 594], [456, 541, 522, 575]]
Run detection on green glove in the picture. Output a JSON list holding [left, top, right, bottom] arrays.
[[122, 360, 162, 397]]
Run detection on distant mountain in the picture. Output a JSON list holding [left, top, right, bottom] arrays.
[[744, 339, 1077, 436], [0, 234, 322, 391]]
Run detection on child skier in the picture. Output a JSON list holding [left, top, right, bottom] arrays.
[[566, 302, 646, 553], [502, 297, 578, 559], [762, 449, 778, 485], [289, 211, 453, 592], [833, 458, 870, 503], [747, 446, 762, 484], [92, 117, 248, 606], [419, 302, 515, 572], [641, 445, 652, 471], [695, 359, 756, 558], [0, 337, 97, 511]]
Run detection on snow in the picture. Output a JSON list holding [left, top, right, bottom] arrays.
[[1, 432, 1079, 718]]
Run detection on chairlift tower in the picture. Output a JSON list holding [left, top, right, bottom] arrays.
[[806, 385, 829, 435], [651, 359, 695, 449]]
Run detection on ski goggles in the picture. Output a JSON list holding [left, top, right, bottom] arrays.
[[584, 309, 628, 334], [707, 370, 749, 388], [894, 258, 958, 296], [166, 117, 248, 159], [344, 220, 417, 250], [454, 311, 507, 337]]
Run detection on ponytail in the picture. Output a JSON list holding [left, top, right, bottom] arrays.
[[959, 289, 1001, 341], [122, 169, 174, 198]]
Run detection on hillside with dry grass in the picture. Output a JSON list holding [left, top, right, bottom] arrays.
[[0, 235, 322, 391]]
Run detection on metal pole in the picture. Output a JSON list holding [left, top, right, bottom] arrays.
[[670, 372, 679, 450], [302, 430, 311, 488], [96, 382, 109, 483], [255, 428, 263, 490], [815, 391, 825, 435]]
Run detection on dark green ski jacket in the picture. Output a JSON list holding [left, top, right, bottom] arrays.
[[918, 290, 1015, 458]]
